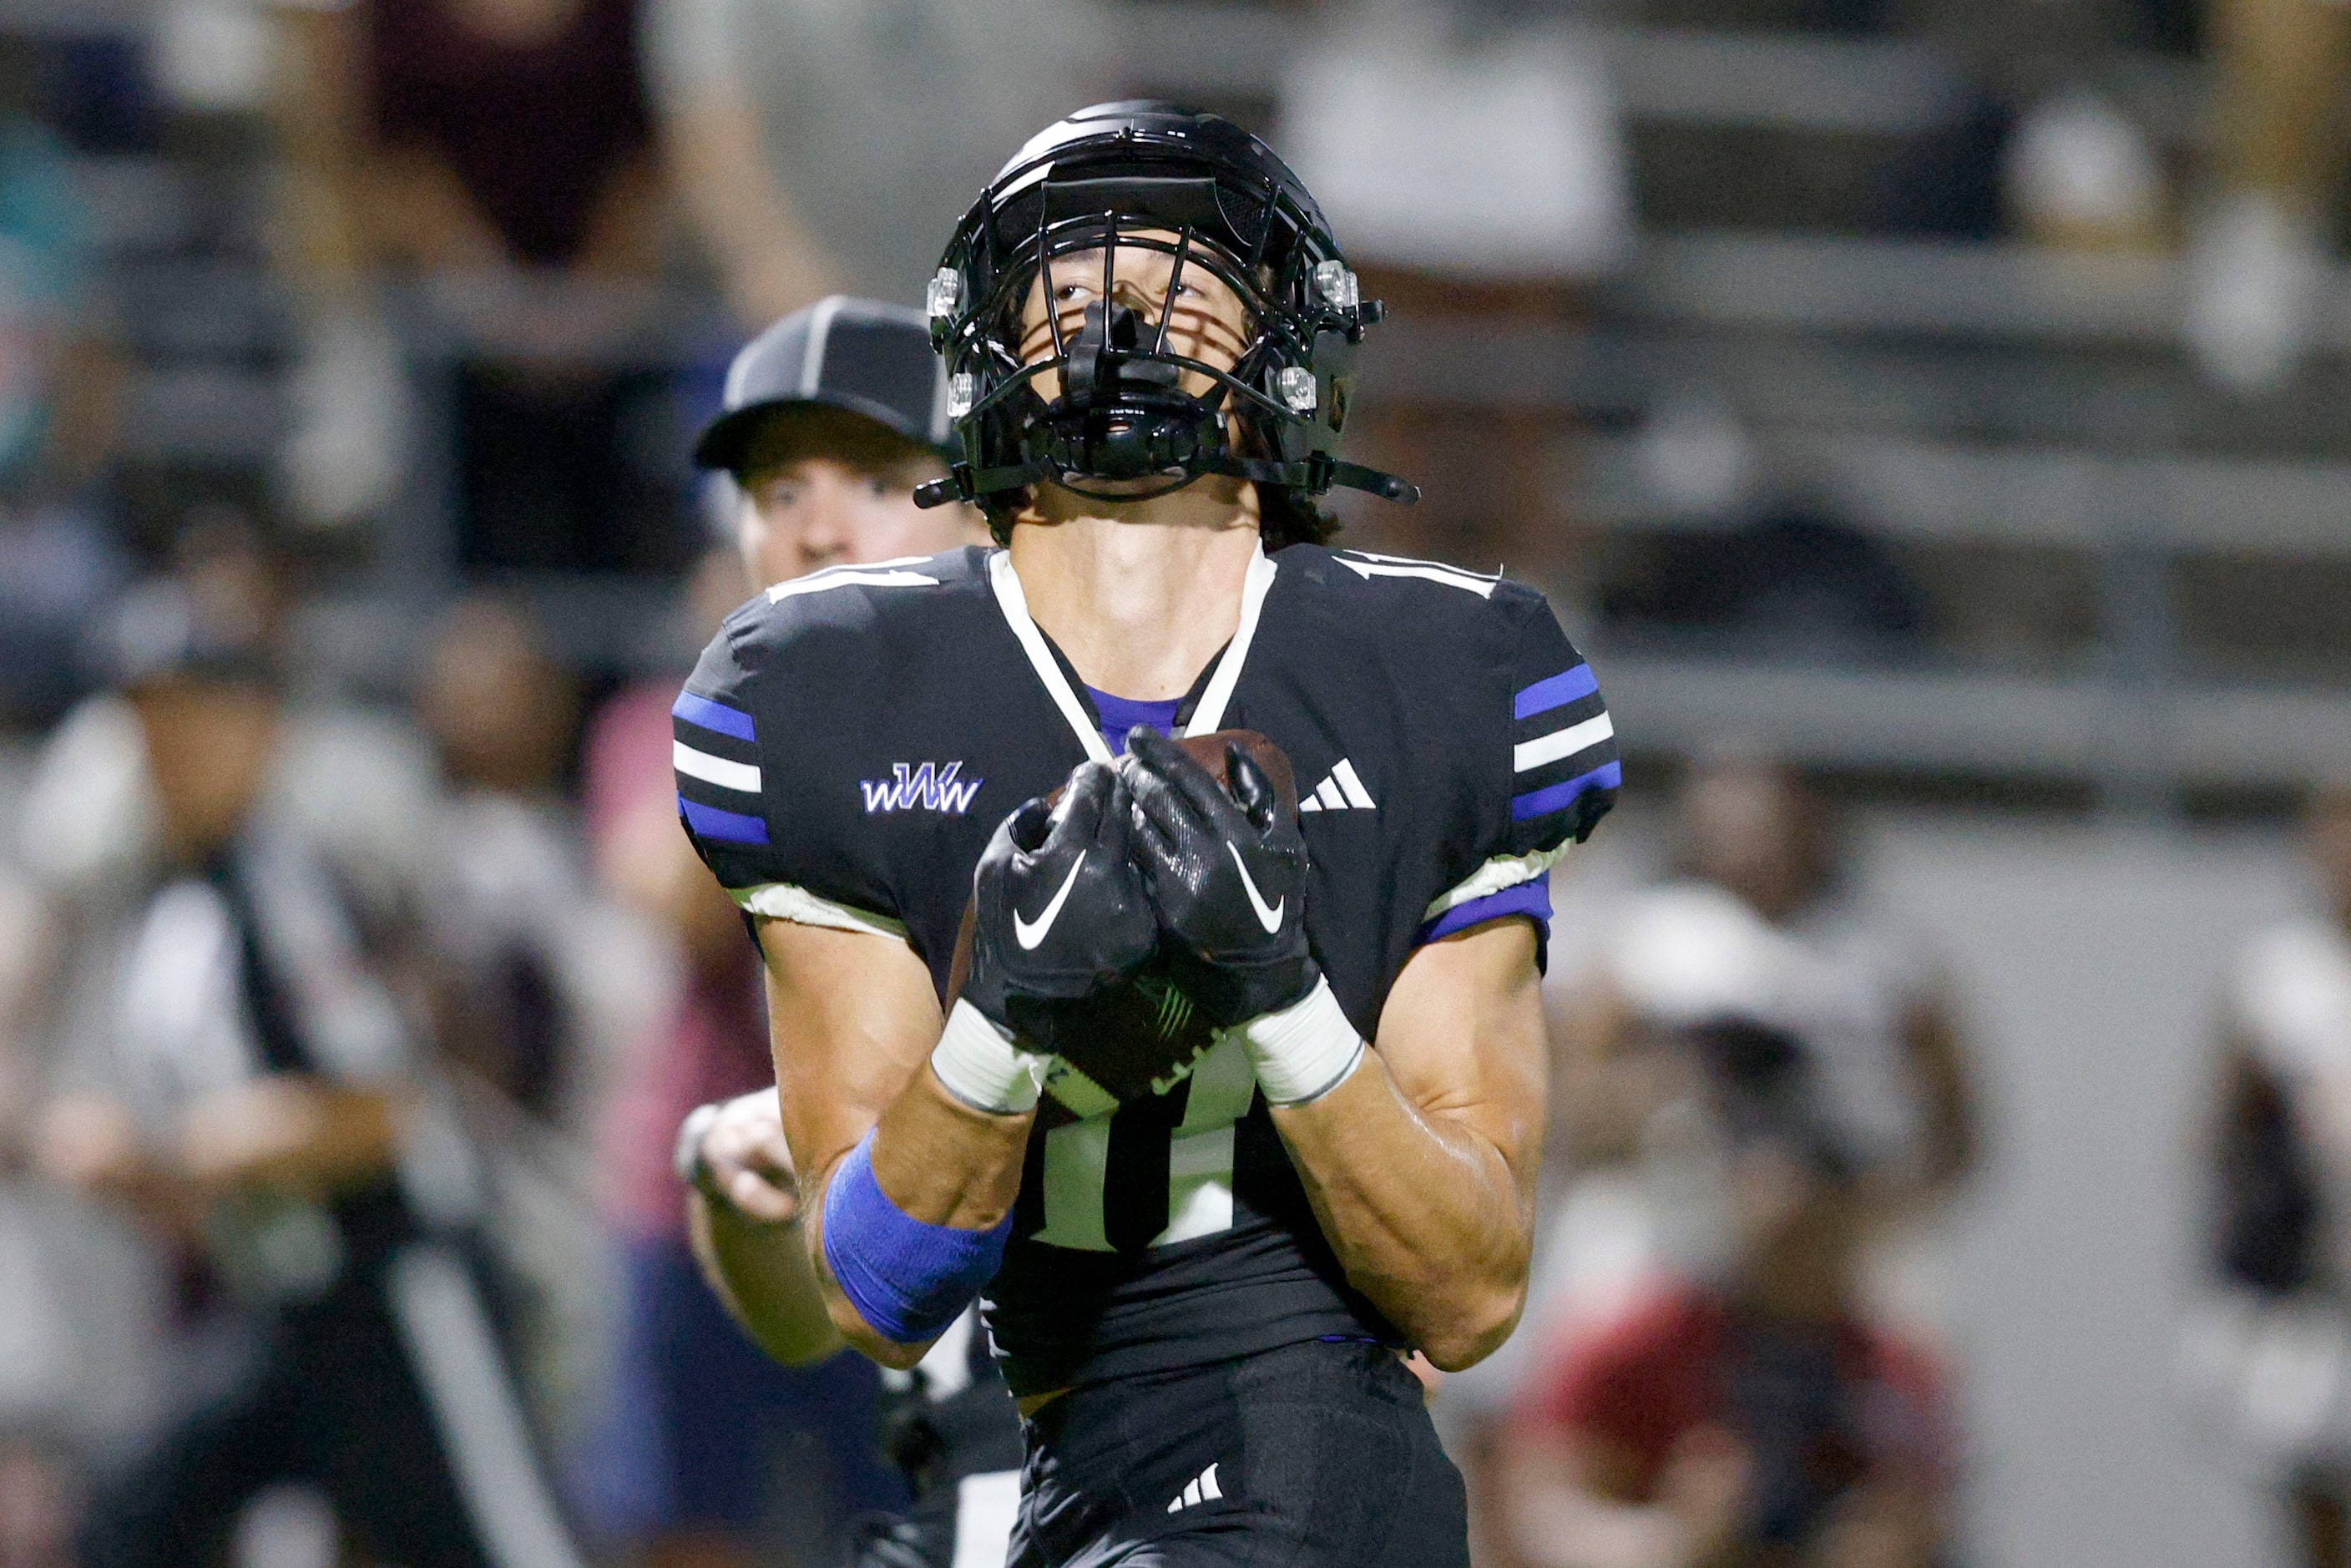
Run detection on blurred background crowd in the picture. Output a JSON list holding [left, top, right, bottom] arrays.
[[0, 0, 2349, 1562]]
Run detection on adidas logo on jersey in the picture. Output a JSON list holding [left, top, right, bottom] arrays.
[[861, 761, 983, 815], [1297, 759, 1376, 813], [1166, 1463, 1224, 1513]]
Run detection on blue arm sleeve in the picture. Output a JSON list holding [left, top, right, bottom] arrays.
[[820, 1131, 1012, 1345]]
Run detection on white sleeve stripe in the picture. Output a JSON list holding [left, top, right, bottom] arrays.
[[1514, 712, 1615, 772], [1332, 557, 1499, 598], [1343, 549, 1500, 582], [729, 882, 908, 938], [1423, 844, 1571, 923], [673, 741, 761, 793], [767, 569, 939, 601]]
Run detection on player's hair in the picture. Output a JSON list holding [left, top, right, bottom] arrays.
[[730, 403, 948, 489]]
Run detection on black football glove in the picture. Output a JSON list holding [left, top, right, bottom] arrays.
[[964, 761, 1160, 1054], [1122, 728, 1317, 1028]]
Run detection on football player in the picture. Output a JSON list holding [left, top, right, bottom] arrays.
[[670, 103, 1620, 1565]]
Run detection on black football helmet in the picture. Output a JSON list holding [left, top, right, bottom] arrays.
[[912, 101, 1418, 513]]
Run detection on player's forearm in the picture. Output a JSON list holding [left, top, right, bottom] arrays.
[[810, 1065, 1034, 1367], [1272, 1055, 1534, 1370], [867, 1061, 1036, 1228], [685, 1191, 843, 1366]]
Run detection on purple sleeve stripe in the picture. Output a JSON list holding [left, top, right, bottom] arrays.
[[1511, 760, 1621, 822], [680, 794, 769, 845], [1419, 877, 1552, 944], [674, 690, 756, 741], [1513, 664, 1598, 720]]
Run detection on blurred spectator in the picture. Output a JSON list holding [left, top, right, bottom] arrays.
[[3, 518, 441, 1560], [270, 0, 696, 571], [1873, 80, 2163, 253], [2182, 782, 2351, 1567], [579, 298, 983, 1566], [1597, 508, 1929, 664], [1499, 1021, 1955, 1568], [643, 0, 1105, 321], [1861, 0, 2173, 252], [16, 514, 437, 921], [1447, 752, 1974, 1565], [1274, 3, 1625, 575], [1555, 752, 1979, 1227], [413, 594, 662, 1457], [414, 595, 600, 1127], [2185, 0, 2351, 389], [34, 576, 584, 1567]]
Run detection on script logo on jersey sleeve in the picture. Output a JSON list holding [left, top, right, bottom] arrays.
[[860, 761, 984, 816]]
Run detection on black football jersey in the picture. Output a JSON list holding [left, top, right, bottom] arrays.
[[674, 544, 1619, 1395]]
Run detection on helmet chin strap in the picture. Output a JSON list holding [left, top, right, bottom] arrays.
[[913, 451, 1419, 511], [1200, 453, 1421, 505]]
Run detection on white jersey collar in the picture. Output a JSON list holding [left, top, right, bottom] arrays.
[[986, 543, 1277, 763]]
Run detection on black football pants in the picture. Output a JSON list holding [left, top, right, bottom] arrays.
[[1009, 1338, 1469, 1568], [78, 1242, 579, 1568]]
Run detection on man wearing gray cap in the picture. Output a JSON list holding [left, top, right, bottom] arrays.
[[591, 296, 1010, 1568], [696, 296, 970, 588]]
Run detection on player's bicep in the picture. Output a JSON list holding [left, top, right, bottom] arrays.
[[1375, 917, 1548, 1194], [756, 918, 942, 1201]]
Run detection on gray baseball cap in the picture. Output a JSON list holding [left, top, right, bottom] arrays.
[[692, 296, 953, 474]]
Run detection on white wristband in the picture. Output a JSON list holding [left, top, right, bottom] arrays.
[[930, 999, 1047, 1115], [1240, 978, 1365, 1107]]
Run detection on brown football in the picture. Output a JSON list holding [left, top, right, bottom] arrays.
[[946, 731, 1295, 1121]]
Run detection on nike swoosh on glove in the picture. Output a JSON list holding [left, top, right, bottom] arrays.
[[964, 760, 1160, 1052], [1122, 727, 1317, 1029]]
